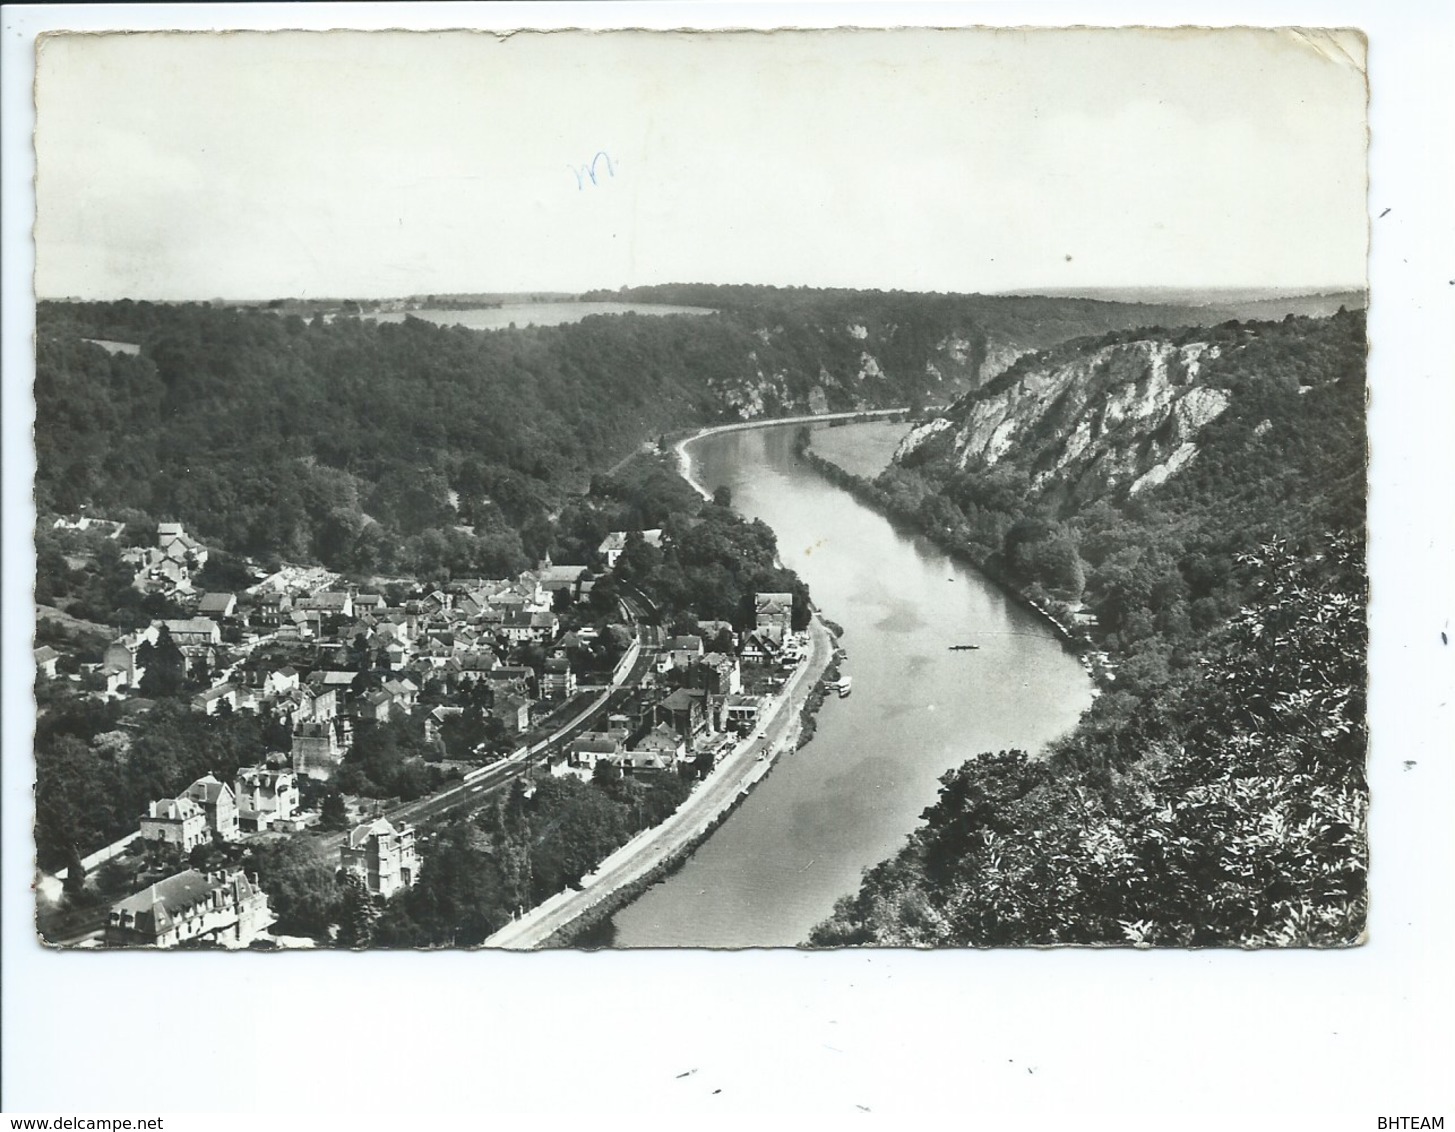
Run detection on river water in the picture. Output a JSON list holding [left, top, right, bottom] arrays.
[[603, 422, 1094, 948], [365, 301, 713, 331]]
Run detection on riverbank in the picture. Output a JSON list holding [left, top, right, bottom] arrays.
[[794, 432, 1117, 688], [483, 613, 836, 949], [603, 417, 1097, 945], [545, 626, 845, 948]]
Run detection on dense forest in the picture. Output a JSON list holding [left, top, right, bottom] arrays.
[[809, 310, 1368, 947], [35, 301, 729, 577], [36, 289, 1338, 588], [588, 283, 1360, 353]]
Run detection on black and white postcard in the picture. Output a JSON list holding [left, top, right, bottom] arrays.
[[7, 4, 1450, 1122]]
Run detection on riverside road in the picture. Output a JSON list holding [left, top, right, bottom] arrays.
[[484, 613, 833, 949]]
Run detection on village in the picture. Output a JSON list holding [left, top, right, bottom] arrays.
[[36, 516, 812, 948]]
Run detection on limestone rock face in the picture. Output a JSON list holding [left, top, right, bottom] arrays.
[[707, 316, 1001, 420], [895, 336, 1231, 505]]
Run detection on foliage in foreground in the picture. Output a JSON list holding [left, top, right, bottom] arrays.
[[810, 539, 1366, 948]]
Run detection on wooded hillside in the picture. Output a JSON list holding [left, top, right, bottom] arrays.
[[810, 309, 1368, 948]]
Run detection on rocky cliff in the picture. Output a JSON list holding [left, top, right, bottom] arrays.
[[894, 332, 1237, 509], [598, 284, 1355, 425], [705, 316, 993, 420]]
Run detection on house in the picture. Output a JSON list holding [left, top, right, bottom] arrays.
[[739, 631, 779, 665], [310, 670, 361, 694], [656, 688, 714, 744], [183, 774, 240, 841], [340, 818, 421, 898], [621, 747, 676, 772], [140, 796, 210, 852], [105, 869, 273, 949], [598, 528, 665, 568], [296, 686, 338, 724], [253, 591, 293, 627], [484, 590, 528, 612], [501, 609, 558, 644], [292, 722, 343, 780], [723, 693, 762, 732], [357, 687, 393, 722], [597, 531, 629, 568], [539, 563, 589, 602], [464, 590, 508, 618], [34, 645, 60, 679], [697, 651, 742, 696], [352, 593, 385, 615], [157, 522, 208, 569], [152, 557, 191, 589], [541, 655, 576, 701], [192, 683, 240, 716], [493, 693, 531, 735], [456, 651, 499, 683], [197, 592, 237, 619], [290, 609, 323, 639], [381, 677, 418, 711], [104, 625, 159, 687], [264, 666, 301, 697], [631, 722, 687, 768], [664, 634, 705, 671], [233, 766, 300, 831], [569, 731, 624, 771], [424, 705, 464, 745], [754, 592, 794, 642], [416, 638, 455, 669], [162, 618, 223, 647], [299, 591, 353, 619], [487, 665, 536, 695]]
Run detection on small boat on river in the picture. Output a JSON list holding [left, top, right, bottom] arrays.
[[948, 644, 981, 651], [832, 676, 853, 697]]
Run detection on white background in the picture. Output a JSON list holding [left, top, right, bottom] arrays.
[[3, 2, 1451, 1122]]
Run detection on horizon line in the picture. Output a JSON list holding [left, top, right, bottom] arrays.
[[35, 282, 1370, 305]]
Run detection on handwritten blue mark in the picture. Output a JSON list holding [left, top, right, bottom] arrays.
[[570, 151, 615, 190]]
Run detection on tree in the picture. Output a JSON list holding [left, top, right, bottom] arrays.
[[337, 871, 379, 948], [319, 792, 349, 831], [249, 837, 341, 939], [712, 485, 733, 509], [62, 845, 87, 896], [592, 758, 623, 789], [137, 624, 186, 698]]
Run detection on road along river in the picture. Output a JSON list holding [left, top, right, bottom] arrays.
[[599, 420, 1096, 947]]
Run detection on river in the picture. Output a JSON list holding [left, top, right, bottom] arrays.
[[364, 301, 714, 331], [599, 421, 1095, 948]]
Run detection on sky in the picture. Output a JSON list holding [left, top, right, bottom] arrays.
[[34, 26, 1368, 300]]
